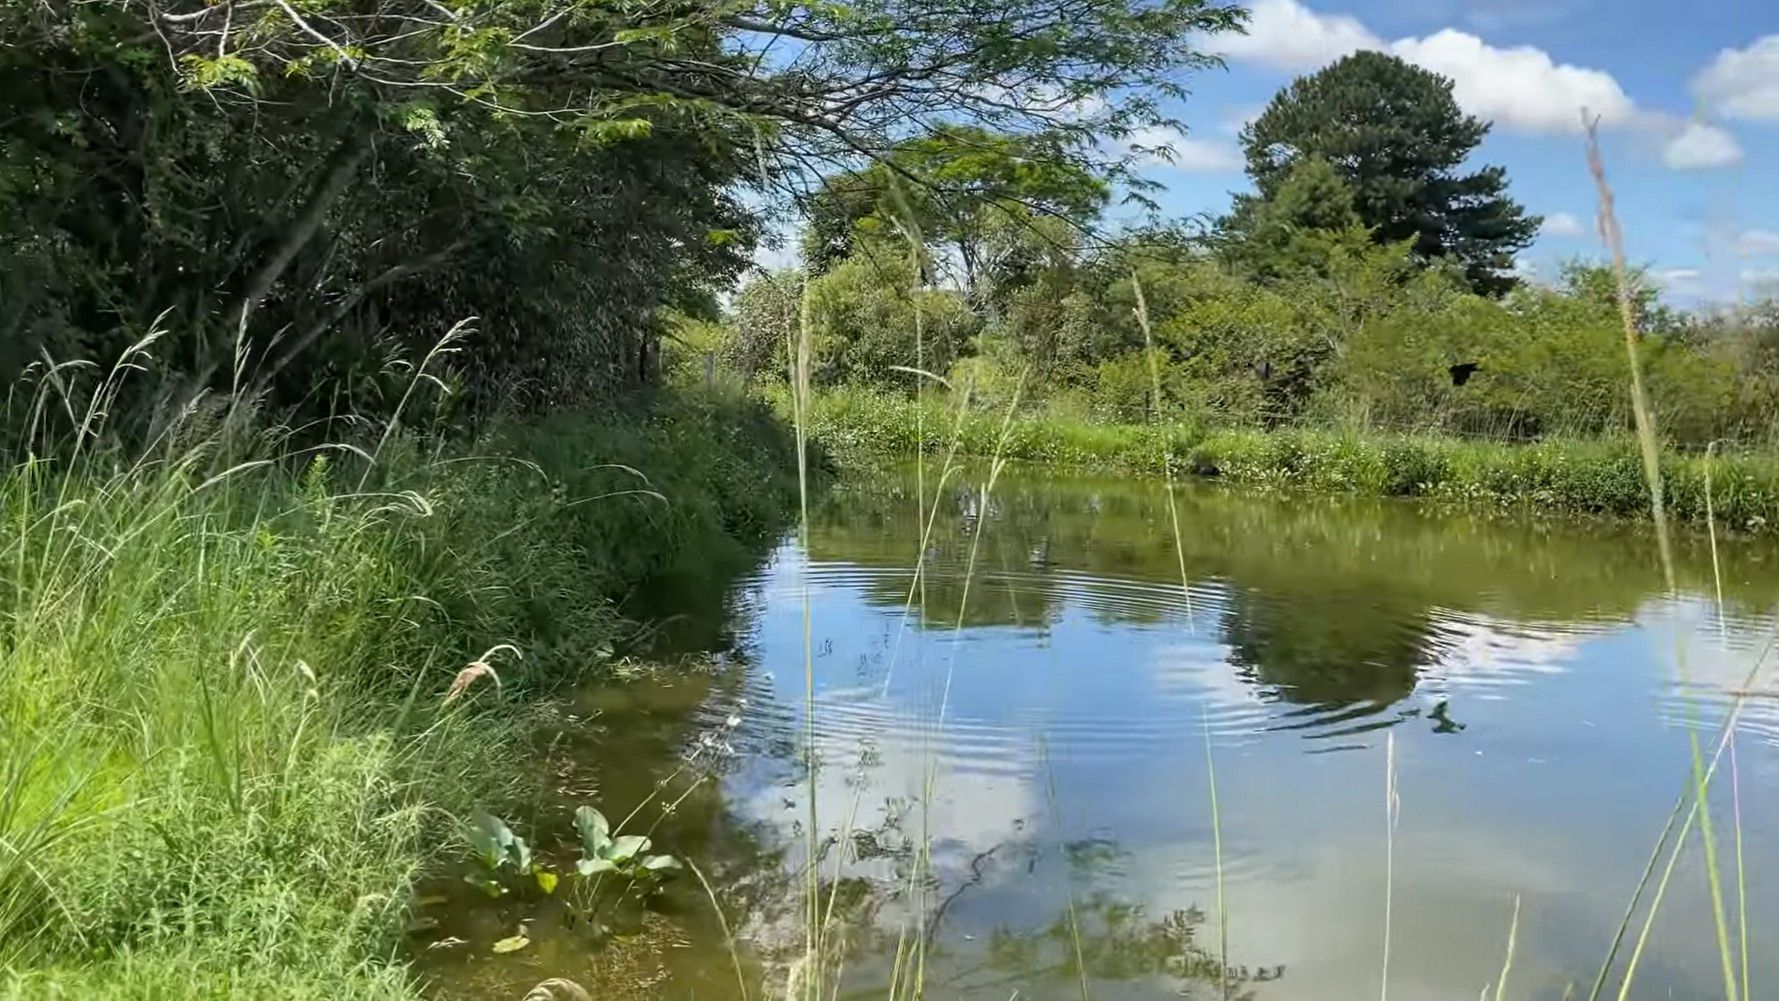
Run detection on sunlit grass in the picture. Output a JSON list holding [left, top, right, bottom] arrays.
[[0, 344, 799, 997]]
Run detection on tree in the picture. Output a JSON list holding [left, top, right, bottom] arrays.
[[0, 0, 1245, 419], [803, 127, 1110, 297], [1552, 260, 1688, 337], [804, 253, 977, 386], [1239, 52, 1539, 296], [1217, 158, 1374, 281]]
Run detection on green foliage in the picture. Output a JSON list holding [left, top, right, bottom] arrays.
[[804, 252, 978, 386], [796, 388, 1779, 531], [1218, 158, 1374, 281], [0, 0, 1248, 418], [573, 807, 681, 882], [1238, 52, 1539, 296], [0, 383, 797, 997], [804, 126, 1109, 292], [728, 270, 806, 384], [0, 2, 762, 414]]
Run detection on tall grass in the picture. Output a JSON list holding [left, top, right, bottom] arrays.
[[0, 361, 799, 997], [1586, 120, 1740, 1001]]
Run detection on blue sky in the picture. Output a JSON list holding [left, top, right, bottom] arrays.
[[1131, 0, 1779, 303]]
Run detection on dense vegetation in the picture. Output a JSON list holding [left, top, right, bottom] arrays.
[[4, 0, 1771, 993], [721, 54, 1779, 453], [797, 388, 1779, 530], [0, 385, 801, 999], [0, 0, 1244, 418]]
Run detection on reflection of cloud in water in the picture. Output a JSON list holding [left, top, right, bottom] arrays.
[[723, 685, 1041, 874], [1422, 611, 1583, 692]]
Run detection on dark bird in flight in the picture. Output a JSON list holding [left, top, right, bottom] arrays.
[[1448, 362, 1481, 386], [1428, 699, 1466, 734]]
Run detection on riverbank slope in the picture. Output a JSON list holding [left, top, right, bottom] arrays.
[[796, 388, 1779, 532], [0, 392, 802, 1000]]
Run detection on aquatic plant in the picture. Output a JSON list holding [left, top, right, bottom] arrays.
[[573, 806, 684, 883]]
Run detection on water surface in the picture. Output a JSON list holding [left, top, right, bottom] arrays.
[[426, 462, 1779, 1000]]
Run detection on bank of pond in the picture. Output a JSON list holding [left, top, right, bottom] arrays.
[[795, 388, 1779, 534]]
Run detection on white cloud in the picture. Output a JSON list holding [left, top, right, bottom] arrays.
[[1390, 29, 1635, 133], [1217, 1, 1638, 136], [1217, 0, 1380, 71], [1694, 35, 1779, 121], [1737, 229, 1779, 257], [1127, 125, 1246, 172], [1661, 121, 1745, 170], [1540, 211, 1584, 238], [1159, 137, 1248, 172], [1653, 267, 1705, 296]]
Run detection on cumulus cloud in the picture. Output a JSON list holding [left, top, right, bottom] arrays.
[[1159, 137, 1248, 172], [1217, 1, 1643, 137], [1217, 0, 1380, 71], [1694, 35, 1779, 121], [1541, 212, 1584, 238], [1737, 229, 1779, 257], [1661, 121, 1745, 170], [1390, 29, 1635, 132]]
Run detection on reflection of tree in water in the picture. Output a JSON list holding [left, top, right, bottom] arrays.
[[970, 894, 1281, 999], [814, 461, 1776, 634], [784, 817, 1285, 1000], [1221, 583, 1434, 709]]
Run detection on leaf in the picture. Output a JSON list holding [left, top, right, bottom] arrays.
[[641, 854, 683, 872], [505, 832, 533, 875], [463, 874, 506, 898], [574, 806, 610, 854], [576, 857, 618, 877], [534, 868, 559, 894], [415, 894, 448, 908], [492, 935, 530, 954], [465, 810, 507, 869], [604, 834, 650, 862]]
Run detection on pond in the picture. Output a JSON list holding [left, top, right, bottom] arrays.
[[422, 461, 1779, 1000]]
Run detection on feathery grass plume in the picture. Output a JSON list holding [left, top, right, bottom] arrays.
[[443, 644, 521, 704]]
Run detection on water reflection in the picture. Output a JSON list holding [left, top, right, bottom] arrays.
[[427, 461, 1779, 1000]]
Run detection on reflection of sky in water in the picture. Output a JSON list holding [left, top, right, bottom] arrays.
[[704, 471, 1779, 1000]]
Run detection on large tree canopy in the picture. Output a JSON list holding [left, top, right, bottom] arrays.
[[802, 126, 1110, 295], [1237, 51, 1539, 296], [0, 0, 1244, 417]]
